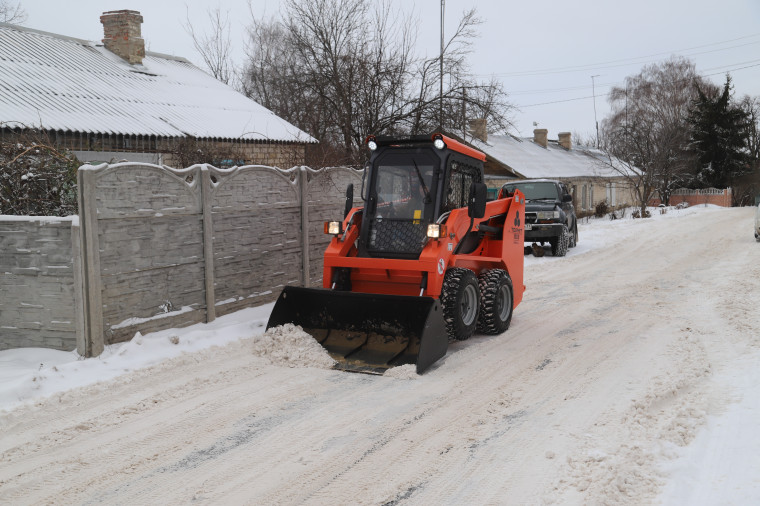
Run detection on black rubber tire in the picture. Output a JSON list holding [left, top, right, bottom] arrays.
[[569, 222, 578, 248], [441, 268, 480, 341], [477, 269, 514, 335], [550, 225, 569, 257]]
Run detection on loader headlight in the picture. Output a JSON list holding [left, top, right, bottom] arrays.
[[324, 221, 343, 235], [432, 134, 446, 150], [366, 136, 378, 151], [427, 223, 446, 239]]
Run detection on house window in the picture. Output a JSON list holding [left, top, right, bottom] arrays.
[[582, 185, 588, 210], [606, 183, 617, 206]]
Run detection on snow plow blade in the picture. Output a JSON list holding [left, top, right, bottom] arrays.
[[267, 286, 448, 374]]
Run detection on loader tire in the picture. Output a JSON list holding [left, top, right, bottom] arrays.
[[477, 269, 513, 335], [441, 268, 480, 341], [550, 225, 569, 257]]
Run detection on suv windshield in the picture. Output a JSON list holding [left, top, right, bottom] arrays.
[[503, 181, 559, 201]]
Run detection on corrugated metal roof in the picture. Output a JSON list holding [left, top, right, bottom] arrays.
[[0, 23, 316, 143], [470, 134, 624, 179]]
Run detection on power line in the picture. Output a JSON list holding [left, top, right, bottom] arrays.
[[516, 62, 760, 109], [475, 33, 760, 78], [507, 58, 760, 97]]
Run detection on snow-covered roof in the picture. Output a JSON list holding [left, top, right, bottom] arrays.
[[0, 23, 316, 143], [469, 133, 623, 179]]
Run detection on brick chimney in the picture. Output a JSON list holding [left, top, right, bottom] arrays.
[[468, 118, 488, 143], [558, 132, 572, 150], [533, 128, 548, 148], [100, 10, 145, 65]]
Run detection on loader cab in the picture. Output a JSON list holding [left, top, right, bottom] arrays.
[[359, 134, 486, 259]]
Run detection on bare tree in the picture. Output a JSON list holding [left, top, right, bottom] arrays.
[[184, 5, 235, 86], [571, 131, 597, 149], [281, 0, 418, 163], [600, 57, 711, 212], [596, 130, 659, 218], [412, 9, 514, 137], [0, 0, 26, 23], [241, 0, 514, 167]]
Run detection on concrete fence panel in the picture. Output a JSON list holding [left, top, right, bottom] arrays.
[[209, 165, 303, 317], [303, 167, 364, 287], [0, 217, 83, 352], [78, 163, 208, 352]]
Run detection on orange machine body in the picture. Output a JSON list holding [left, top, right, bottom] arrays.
[[323, 135, 525, 307]]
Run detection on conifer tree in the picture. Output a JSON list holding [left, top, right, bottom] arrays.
[[687, 75, 750, 189]]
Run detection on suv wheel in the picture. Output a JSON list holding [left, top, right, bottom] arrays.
[[550, 225, 570, 257], [569, 223, 578, 248], [441, 268, 480, 341]]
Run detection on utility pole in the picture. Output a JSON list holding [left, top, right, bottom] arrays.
[[591, 75, 600, 148], [439, 0, 445, 130]]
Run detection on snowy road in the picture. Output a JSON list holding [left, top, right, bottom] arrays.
[[1, 207, 758, 504]]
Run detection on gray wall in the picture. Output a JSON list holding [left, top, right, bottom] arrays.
[[0, 217, 83, 351], [2, 163, 362, 355], [78, 163, 362, 355]]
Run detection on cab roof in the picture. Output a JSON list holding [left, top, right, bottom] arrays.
[[367, 133, 486, 162]]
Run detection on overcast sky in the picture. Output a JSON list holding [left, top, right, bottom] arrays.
[[19, 0, 760, 142]]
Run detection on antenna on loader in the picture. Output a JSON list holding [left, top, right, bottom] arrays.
[[439, 0, 445, 130]]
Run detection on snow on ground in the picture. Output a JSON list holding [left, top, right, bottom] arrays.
[[659, 353, 760, 504], [1, 204, 759, 504], [0, 204, 715, 413], [0, 304, 271, 413]]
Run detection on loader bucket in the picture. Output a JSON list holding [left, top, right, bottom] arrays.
[[266, 286, 448, 374]]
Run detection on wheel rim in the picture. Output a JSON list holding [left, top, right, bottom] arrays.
[[497, 284, 511, 321], [461, 283, 478, 326]]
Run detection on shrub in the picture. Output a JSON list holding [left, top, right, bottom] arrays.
[[1, 128, 79, 216], [594, 200, 609, 218]]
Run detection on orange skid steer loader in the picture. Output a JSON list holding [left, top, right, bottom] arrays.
[[267, 134, 525, 374]]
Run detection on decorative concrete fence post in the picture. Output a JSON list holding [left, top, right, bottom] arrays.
[[200, 165, 216, 323], [300, 167, 310, 288], [77, 166, 105, 357]]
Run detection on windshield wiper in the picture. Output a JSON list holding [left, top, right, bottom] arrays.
[[412, 160, 432, 204]]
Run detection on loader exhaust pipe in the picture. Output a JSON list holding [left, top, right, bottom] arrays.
[[267, 287, 448, 374]]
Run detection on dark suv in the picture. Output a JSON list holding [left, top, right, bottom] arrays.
[[501, 179, 578, 257]]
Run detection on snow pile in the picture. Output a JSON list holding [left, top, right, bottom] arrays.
[[250, 324, 336, 369], [383, 364, 419, 379]]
